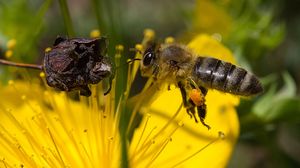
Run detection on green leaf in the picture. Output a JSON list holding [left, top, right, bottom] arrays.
[[253, 72, 298, 122], [268, 98, 300, 123]]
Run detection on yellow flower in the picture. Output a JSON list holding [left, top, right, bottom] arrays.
[[0, 81, 121, 167], [129, 34, 239, 167], [183, 0, 233, 41]]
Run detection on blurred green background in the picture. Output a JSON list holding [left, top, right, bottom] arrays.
[[1, 0, 300, 167]]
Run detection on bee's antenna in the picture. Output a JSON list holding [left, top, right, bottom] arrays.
[[0, 59, 43, 70], [127, 58, 141, 64]]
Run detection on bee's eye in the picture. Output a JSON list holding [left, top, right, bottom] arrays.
[[143, 52, 155, 66]]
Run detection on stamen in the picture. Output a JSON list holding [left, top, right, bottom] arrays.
[[131, 125, 157, 162], [45, 47, 52, 52], [115, 45, 123, 68], [135, 44, 143, 53], [6, 39, 17, 49], [171, 131, 226, 167], [48, 128, 65, 167], [128, 43, 144, 85], [150, 103, 184, 141], [90, 29, 101, 38], [143, 29, 155, 42], [1, 158, 8, 168], [145, 121, 184, 168], [39, 72, 45, 78], [132, 113, 151, 155], [5, 50, 13, 58], [142, 29, 155, 48], [164, 37, 175, 44]]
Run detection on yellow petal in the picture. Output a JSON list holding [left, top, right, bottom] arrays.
[[187, 34, 236, 64], [192, 0, 232, 37]]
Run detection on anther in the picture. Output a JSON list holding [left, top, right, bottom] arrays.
[[5, 50, 13, 58], [8, 80, 14, 86], [144, 29, 155, 39], [165, 37, 175, 44], [39, 72, 45, 78], [90, 29, 101, 38], [6, 39, 17, 49], [44, 47, 52, 52]]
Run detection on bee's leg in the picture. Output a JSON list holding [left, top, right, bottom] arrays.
[[199, 86, 208, 96], [178, 81, 188, 107], [187, 99, 198, 122], [195, 86, 210, 129], [197, 103, 210, 130], [167, 84, 171, 90], [178, 81, 192, 117], [178, 81, 199, 121]]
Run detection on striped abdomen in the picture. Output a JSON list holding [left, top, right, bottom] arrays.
[[192, 57, 263, 96]]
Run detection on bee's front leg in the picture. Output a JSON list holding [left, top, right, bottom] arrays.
[[178, 81, 188, 107]]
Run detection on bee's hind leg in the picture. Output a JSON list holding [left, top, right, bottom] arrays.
[[187, 104, 198, 123], [195, 86, 210, 130], [197, 103, 211, 130]]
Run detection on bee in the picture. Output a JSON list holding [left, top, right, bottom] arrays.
[[0, 36, 112, 96], [140, 43, 263, 129]]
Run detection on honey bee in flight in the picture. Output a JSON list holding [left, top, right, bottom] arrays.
[[140, 43, 263, 129]]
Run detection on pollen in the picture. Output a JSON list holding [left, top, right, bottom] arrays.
[[189, 89, 204, 106], [90, 29, 101, 38]]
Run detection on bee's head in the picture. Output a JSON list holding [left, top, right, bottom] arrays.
[[140, 44, 159, 77]]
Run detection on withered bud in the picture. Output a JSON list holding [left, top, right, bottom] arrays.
[[44, 36, 112, 96]]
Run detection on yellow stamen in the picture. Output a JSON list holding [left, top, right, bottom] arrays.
[[164, 37, 175, 44], [6, 39, 17, 49], [45, 47, 52, 52], [115, 45, 124, 68], [142, 29, 155, 46], [39, 72, 45, 78], [115, 45, 124, 52], [8, 80, 14, 86], [5, 50, 13, 58], [143, 29, 155, 40], [135, 44, 143, 52], [171, 132, 225, 167], [90, 29, 101, 38]]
